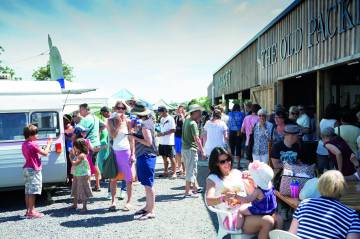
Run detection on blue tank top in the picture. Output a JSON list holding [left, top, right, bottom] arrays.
[[249, 187, 277, 215]]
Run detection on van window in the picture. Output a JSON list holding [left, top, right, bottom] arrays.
[[0, 113, 28, 141], [31, 112, 60, 139]]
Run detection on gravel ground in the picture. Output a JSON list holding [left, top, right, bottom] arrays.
[[0, 158, 218, 239]]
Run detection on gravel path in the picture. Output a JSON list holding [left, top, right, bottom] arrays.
[[0, 159, 217, 239]]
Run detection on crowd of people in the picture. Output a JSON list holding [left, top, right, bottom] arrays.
[[20, 98, 360, 238]]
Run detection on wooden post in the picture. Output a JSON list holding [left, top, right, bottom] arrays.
[[316, 70, 325, 136], [277, 80, 284, 106]]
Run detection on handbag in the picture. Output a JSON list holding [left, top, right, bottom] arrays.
[[102, 139, 118, 179], [279, 163, 315, 196]]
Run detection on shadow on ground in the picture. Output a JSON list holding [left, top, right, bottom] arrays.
[[60, 214, 134, 228]]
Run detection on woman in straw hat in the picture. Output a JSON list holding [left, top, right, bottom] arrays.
[[129, 102, 158, 220]]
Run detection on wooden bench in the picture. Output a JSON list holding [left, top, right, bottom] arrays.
[[275, 181, 360, 212]]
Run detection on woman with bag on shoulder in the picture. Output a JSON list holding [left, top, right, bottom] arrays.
[[107, 100, 135, 211]]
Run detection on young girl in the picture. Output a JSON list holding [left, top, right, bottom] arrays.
[[71, 138, 93, 213], [228, 160, 277, 229]]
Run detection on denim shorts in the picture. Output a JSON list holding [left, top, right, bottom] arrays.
[[23, 168, 42, 195]]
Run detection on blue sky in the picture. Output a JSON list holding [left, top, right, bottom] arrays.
[[0, 0, 293, 102]]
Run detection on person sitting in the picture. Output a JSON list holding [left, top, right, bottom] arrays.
[[322, 127, 359, 181], [289, 170, 360, 239], [229, 161, 277, 230], [270, 125, 302, 188], [205, 147, 281, 239]]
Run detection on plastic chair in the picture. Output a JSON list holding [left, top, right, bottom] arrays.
[[206, 201, 255, 239], [269, 230, 300, 239]]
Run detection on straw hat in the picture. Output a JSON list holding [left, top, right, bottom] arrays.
[[248, 161, 274, 190], [188, 104, 204, 114]]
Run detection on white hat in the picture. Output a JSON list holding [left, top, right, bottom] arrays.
[[248, 161, 274, 190], [188, 104, 204, 114]]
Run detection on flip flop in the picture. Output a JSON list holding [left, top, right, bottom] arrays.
[[109, 205, 117, 212], [134, 209, 147, 215], [138, 212, 155, 220], [122, 204, 132, 212]]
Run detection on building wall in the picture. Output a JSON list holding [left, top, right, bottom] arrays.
[[213, 42, 258, 98]]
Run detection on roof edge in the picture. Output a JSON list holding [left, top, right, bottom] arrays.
[[213, 0, 302, 76]]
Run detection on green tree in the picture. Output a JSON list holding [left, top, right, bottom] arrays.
[[32, 62, 74, 81], [0, 46, 22, 80], [188, 96, 211, 111]]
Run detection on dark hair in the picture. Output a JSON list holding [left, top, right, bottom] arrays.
[[212, 109, 222, 119], [208, 147, 232, 179], [340, 108, 355, 123], [251, 104, 261, 115], [79, 103, 90, 111], [232, 103, 241, 112], [73, 138, 88, 154], [100, 106, 110, 113], [324, 104, 338, 119], [23, 124, 38, 139], [210, 105, 215, 111]]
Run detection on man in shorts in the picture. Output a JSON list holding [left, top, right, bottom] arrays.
[[157, 106, 177, 179], [182, 104, 206, 198], [22, 124, 52, 218]]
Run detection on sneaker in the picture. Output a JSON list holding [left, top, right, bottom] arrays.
[[107, 192, 112, 200], [118, 190, 125, 200]]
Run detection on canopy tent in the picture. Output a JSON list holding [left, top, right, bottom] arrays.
[[110, 88, 153, 109], [152, 99, 177, 111]]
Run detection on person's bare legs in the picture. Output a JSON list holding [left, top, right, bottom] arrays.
[[28, 195, 36, 213], [94, 166, 101, 189], [175, 153, 182, 174], [170, 157, 177, 177], [237, 204, 252, 229], [234, 156, 241, 169], [144, 186, 155, 213], [185, 181, 192, 195], [242, 215, 275, 239], [25, 195, 30, 215], [125, 181, 132, 207], [162, 156, 169, 176], [110, 179, 117, 207]]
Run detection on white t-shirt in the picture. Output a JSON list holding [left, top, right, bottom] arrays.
[[112, 122, 130, 151], [297, 114, 310, 128], [204, 120, 228, 156], [159, 115, 176, 145], [221, 114, 229, 125], [316, 119, 337, 155]]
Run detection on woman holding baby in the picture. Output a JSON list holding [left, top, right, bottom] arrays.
[[205, 147, 281, 239]]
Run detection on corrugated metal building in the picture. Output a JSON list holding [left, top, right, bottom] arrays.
[[210, 0, 360, 119]]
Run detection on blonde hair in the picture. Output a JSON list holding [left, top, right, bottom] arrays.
[[318, 170, 346, 199]]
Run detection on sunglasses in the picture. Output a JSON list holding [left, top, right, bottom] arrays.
[[218, 158, 232, 165], [116, 106, 126, 110]]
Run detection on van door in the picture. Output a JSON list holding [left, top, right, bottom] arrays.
[[30, 111, 67, 184], [0, 112, 29, 188]]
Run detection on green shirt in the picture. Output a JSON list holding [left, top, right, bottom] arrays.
[[182, 118, 199, 150], [74, 157, 91, 176], [79, 114, 100, 148]]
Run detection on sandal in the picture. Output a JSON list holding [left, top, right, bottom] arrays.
[[134, 209, 147, 215], [122, 204, 132, 212], [138, 212, 155, 220], [27, 211, 44, 219]]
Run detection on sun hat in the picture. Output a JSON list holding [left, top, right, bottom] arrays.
[[188, 104, 204, 114], [284, 124, 301, 135], [131, 102, 152, 116], [248, 161, 274, 190]]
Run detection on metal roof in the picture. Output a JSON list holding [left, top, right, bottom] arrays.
[[213, 0, 302, 75]]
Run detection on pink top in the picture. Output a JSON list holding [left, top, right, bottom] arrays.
[[241, 114, 259, 145], [22, 140, 42, 171]]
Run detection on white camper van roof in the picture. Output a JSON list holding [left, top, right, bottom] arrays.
[[0, 80, 62, 95]]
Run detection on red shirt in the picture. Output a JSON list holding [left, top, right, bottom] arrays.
[[22, 140, 42, 171]]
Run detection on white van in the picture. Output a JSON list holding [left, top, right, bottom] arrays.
[[0, 81, 67, 191]]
